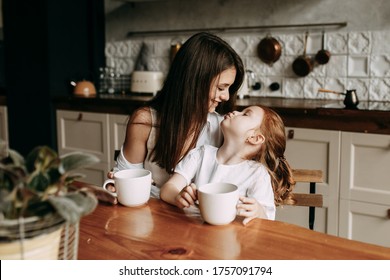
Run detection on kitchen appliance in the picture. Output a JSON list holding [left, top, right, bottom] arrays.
[[130, 71, 164, 95], [237, 70, 261, 99], [318, 88, 359, 109], [70, 80, 97, 97]]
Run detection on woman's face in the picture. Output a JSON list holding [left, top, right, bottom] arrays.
[[208, 67, 237, 113]]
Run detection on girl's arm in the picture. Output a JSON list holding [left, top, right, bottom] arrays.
[[160, 173, 197, 208]]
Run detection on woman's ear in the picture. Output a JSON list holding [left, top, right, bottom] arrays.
[[247, 133, 265, 145]]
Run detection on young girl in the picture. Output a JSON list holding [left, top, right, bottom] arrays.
[[160, 105, 295, 225], [109, 32, 244, 192]]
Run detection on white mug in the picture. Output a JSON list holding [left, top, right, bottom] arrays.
[[198, 182, 239, 225], [103, 169, 151, 207]]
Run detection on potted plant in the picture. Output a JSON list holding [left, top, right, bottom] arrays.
[[0, 140, 100, 260]]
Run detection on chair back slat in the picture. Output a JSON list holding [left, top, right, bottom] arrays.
[[292, 169, 323, 183]]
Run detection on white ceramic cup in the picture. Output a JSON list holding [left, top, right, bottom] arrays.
[[102, 169, 151, 207], [198, 182, 239, 225]]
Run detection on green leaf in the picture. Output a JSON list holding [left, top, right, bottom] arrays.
[[28, 172, 50, 192], [25, 146, 59, 173], [48, 191, 98, 224], [60, 152, 100, 173]]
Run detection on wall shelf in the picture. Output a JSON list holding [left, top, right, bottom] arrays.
[[127, 21, 347, 37]]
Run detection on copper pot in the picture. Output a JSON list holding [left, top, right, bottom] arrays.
[[315, 31, 331, 65], [292, 32, 313, 77], [170, 41, 182, 63], [257, 35, 282, 65]]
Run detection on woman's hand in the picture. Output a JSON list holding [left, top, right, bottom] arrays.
[[236, 196, 267, 225], [175, 183, 198, 208]]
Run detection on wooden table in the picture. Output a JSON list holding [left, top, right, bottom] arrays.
[[78, 198, 390, 260]]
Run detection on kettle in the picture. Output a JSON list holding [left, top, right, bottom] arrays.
[[343, 89, 359, 109], [70, 80, 97, 97], [318, 88, 359, 109]]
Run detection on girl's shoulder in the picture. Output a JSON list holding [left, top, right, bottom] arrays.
[[247, 160, 270, 176]]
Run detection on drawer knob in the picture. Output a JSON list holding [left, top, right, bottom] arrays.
[[77, 113, 83, 121], [288, 129, 295, 139]]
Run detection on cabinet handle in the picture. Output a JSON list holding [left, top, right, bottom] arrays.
[[387, 209, 390, 219], [77, 113, 83, 121], [288, 129, 295, 139]]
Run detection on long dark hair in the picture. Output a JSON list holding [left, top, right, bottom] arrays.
[[148, 32, 244, 173]]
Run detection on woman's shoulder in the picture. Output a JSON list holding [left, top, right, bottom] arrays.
[[130, 106, 152, 124]]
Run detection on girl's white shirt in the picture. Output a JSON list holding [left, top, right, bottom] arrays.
[[114, 108, 224, 196], [174, 144, 276, 220]]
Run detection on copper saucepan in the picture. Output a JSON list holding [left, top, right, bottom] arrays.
[[292, 32, 313, 77], [318, 88, 359, 109], [315, 31, 331, 65], [257, 35, 282, 66]]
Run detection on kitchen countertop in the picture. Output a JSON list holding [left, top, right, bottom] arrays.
[[52, 94, 390, 135]]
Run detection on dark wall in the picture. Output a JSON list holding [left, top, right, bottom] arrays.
[[2, 0, 105, 155]]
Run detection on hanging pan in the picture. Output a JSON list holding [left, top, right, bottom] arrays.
[[315, 31, 331, 65], [257, 35, 282, 66], [292, 32, 313, 77]]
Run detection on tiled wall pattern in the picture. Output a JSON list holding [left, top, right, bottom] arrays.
[[105, 30, 390, 102]]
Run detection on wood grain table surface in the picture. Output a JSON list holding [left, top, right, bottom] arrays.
[[78, 198, 390, 260]]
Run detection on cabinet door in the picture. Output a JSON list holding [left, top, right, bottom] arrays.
[[340, 132, 390, 205], [339, 132, 390, 247], [339, 199, 390, 247], [109, 113, 129, 161], [275, 127, 340, 235], [56, 110, 110, 163], [0, 106, 8, 143], [56, 110, 110, 186]]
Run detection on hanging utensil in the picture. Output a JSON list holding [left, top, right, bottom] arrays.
[[292, 32, 313, 77], [257, 35, 282, 66], [315, 31, 331, 65]]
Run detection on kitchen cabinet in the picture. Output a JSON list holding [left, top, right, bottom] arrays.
[[275, 127, 341, 235], [276, 128, 390, 247], [0, 106, 8, 143], [56, 110, 128, 186], [338, 132, 390, 247]]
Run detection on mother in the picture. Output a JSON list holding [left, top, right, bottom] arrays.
[[112, 32, 245, 193]]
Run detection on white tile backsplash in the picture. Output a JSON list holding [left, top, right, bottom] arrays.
[[107, 30, 390, 102], [348, 56, 369, 77]]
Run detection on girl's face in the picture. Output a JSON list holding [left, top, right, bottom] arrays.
[[208, 67, 237, 112], [221, 106, 265, 141]]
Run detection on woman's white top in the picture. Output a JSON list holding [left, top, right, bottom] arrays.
[[114, 108, 224, 191], [174, 145, 276, 220]]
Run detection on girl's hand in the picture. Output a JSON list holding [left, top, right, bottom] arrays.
[[236, 196, 267, 225], [175, 183, 198, 208]]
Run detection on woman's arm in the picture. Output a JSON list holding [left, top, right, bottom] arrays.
[[122, 107, 152, 164], [160, 173, 196, 208]]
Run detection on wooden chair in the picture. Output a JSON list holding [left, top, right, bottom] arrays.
[[282, 169, 324, 230]]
